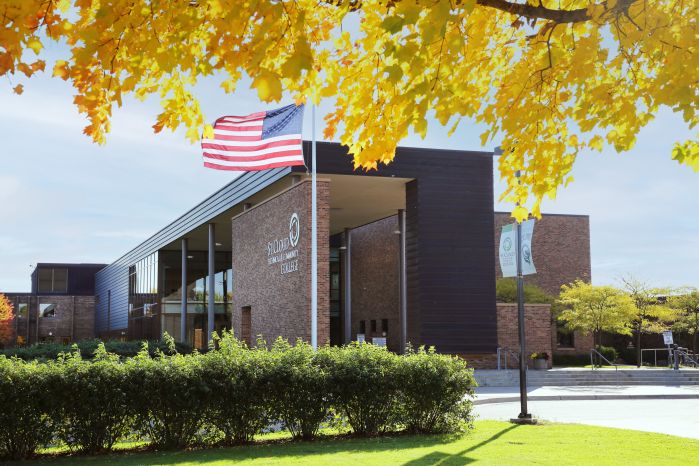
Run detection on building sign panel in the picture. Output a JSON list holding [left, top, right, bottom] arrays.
[[267, 212, 301, 275], [662, 331, 674, 345], [499, 220, 536, 277]]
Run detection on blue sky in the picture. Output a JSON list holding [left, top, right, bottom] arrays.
[[1, 63, 697, 292]]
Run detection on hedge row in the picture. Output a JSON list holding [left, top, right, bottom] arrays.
[[0, 332, 476, 460], [0, 339, 192, 361]]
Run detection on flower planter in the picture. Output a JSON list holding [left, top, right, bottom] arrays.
[[533, 358, 548, 370]]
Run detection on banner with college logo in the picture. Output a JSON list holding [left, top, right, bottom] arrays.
[[498, 220, 536, 277]]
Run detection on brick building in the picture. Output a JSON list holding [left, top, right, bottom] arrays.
[[1, 142, 593, 367], [494, 212, 594, 364], [2, 263, 105, 346]]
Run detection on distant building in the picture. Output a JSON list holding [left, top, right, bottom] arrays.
[[3, 263, 105, 346]]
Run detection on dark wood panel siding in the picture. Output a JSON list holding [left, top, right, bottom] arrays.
[[295, 142, 497, 353]]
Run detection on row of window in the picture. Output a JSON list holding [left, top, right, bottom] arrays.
[[359, 318, 389, 335], [13, 303, 56, 319]]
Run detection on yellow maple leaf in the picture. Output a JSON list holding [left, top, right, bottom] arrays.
[[52, 60, 69, 80], [251, 70, 282, 102], [26, 39, 42, 55]]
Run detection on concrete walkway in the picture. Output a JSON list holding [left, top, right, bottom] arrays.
[[475, 384, 699, 404], [475, 398, 699, 439]]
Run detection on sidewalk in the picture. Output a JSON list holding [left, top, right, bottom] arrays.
[[475, 384, 699, 405]]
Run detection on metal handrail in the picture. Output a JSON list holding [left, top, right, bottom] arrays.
[[676, 348, 699, 368], [641, 348, 672, 367], [496, 347, 521, 371], [590, 348, 618, 371], [590, 348, 620, 386]]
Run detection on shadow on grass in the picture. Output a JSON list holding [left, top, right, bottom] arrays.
[[18, 432, 477, 465], [401, 424, 519, 465]]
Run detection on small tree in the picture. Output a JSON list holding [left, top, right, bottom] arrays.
[[0, 294, 15, 349], [557, 281, 636, 357], [669, 289, 699, 355], [495, 278, 554, 304], [620, 277, 677, 367]]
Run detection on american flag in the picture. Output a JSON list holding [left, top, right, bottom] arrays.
[[201, 104, 305, 171]]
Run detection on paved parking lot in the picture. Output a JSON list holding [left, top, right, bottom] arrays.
[[475, 399, 699, 439]]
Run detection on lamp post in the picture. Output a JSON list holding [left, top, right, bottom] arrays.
[[494, 147, 535, 424], [512, 170, 535, 424]]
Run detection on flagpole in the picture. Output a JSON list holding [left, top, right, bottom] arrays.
[[311, 103, 318, 350]]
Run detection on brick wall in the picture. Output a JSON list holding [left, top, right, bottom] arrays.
[[231, 179, 330, 346], [551, 322, 594, 356], [494, 213, 591, 295], [5, 294, 95, 345], [496, 303, 553, 368], [350, 216, 401, 352]]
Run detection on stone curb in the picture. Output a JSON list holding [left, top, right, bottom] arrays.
[[474, 394, 699, 405]]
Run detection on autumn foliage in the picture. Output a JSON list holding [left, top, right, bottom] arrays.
[[0, 294, 15, 348], [1, 0, 697, 218]]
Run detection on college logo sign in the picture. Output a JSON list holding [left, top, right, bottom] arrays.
[[267, 212, 301, 275], [289, 213, 300, 247]]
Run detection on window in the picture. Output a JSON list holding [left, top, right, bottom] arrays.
[[370, 319, 377, 333], [241, 306, 252, 347], [39, 303, 56, 318], [381, 319, 389, 335], [37, 268, 68, 293], [359, 320, 366, 334], [17, 303, 28, 319], [556, 328, 575, 348]]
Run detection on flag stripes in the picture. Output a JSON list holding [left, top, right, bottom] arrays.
[[202, 104, 305, 171]]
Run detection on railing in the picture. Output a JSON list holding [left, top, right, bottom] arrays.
[[496, 347, 522, 371], [674, 348, 699, 368], [590, 348, 620, 385], [641, 348, 672, 367]]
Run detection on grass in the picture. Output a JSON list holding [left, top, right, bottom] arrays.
[[12, 421, 699, 466]]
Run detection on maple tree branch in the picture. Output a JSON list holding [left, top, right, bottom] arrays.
[[321, 0, 638, 24]]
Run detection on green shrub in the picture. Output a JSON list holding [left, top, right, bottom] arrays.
[[0, 338, 480, 456], [396, 347, 475, 434], [54, 344, 132, 453], [0, 356, 57, 460], [125, 345, 208, 449], [1, 339, 191, 361], [552, 353, 590, 366], [201, 332, 275, 445], [326, 343, 401, 435], [496, 278, 554, 304], [596, 345, 618, 363], [269, 338, 334, 440]]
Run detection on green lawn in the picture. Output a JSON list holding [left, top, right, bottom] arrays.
[[14, 421, 699, 466]]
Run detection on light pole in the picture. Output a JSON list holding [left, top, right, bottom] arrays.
[[495, 146, 535, 425], [512, 170, 535, 424]]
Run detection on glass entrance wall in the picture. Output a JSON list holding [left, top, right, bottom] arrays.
[[159, 250, 232, 348], [127, 252, 160, 341]]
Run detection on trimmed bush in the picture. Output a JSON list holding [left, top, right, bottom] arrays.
[[269, 338, 334, 440], [552, 353, 589, 367], [54, 344, 131, 453], [1, 339, 191, 361], [326, 343, 401, 435], [201, 332, 275, 445], [125, 344, 208, 449], [0, 356, 57, 460], [396, 347, 475, 433], [0, 337, 477, 458]]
